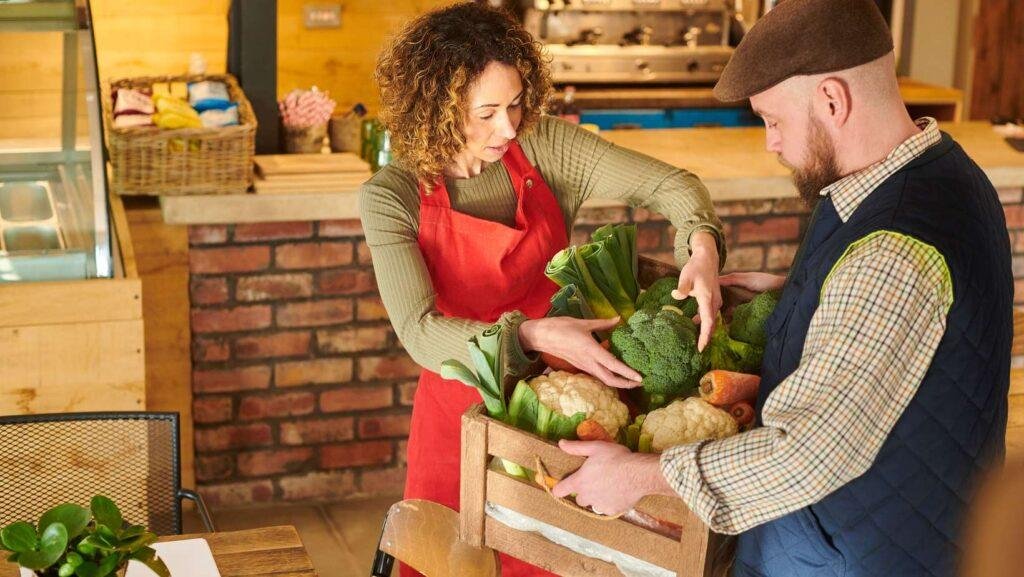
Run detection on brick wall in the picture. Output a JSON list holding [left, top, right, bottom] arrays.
[[189, 189, 1022, 507]]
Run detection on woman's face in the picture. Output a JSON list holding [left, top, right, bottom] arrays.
[[460, 61, 524, 166]]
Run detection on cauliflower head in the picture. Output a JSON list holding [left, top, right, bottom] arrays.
[[640, 397, 738, 452], [529, 371, 630, 438]]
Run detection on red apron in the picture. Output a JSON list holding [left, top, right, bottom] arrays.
[[402, 141, 567, 577]]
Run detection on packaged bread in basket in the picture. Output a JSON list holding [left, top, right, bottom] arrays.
[[452, 224, 778, 576], [104, 74, 256, 196]]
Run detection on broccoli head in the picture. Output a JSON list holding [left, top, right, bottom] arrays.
[[706, 317, 764, 374], [728, 289, 781, 347], [634, 277, 698, 316], [609, 307, 707, 410]]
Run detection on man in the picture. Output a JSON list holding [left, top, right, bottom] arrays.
[[553, 1, 1013, 576]]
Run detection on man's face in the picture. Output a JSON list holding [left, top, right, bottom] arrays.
[[750, 85, 842, 207]]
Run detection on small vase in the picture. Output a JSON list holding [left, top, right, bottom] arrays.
[[283, 123, 327, 154]]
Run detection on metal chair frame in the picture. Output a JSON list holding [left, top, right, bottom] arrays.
[[0, 411, 215, 534]]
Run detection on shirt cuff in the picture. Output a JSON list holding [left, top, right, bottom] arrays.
[[660, 441, 725, 531], [497, 310, 543, 381]]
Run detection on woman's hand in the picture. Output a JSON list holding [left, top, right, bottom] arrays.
[[518, 316, 642, 389], [719, 271, 786, 292], [672, 231, 722, 352]]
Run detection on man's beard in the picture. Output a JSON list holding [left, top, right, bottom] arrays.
[[781, 116, 842, 208]]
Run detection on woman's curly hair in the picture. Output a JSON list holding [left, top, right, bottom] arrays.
[[375, 2, 552, 186]]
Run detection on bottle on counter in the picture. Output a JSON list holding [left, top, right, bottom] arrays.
[[558, 85, 581, 125]]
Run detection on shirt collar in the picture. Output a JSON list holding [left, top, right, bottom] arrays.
[[822, 117, 941, 222]]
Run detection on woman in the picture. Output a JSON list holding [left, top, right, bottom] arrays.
[[360, 4, 725, 575]]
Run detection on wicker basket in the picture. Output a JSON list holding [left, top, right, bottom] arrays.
[[104, 74, 256, 196]]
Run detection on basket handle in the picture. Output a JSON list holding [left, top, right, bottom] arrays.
[[532, 455, 623, 521]]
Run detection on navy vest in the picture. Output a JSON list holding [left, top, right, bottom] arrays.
[[732, 133, 1012, 577]]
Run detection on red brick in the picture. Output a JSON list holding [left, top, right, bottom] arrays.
[[236, 273, 313, 301], [235, 331, 311, 360], [772, 197, 812, 214], [275, 242, 353, 269], [766, 243, 799, 271], [1014, 230, 1024, 253], [277, 299, 354, 327], [190, 246, 270, 274], [636, 225, 665, 251], [193, 338, 230, 362], [736, 217, 801, 244], [320, 220, 365, 237], [320, 441, 393, 468], [234, 222, 313, 242], [318, 269, 377, 295], [356, 296, 389, 321], [278, 471, 357, 501], [238, 392, 317, 420], [1005, 204, 1024, 229], [721, 221, 736, 244], [997, 188, 1023, 205], [630, 207, 666, 222], [358, 413, 412, 439], [316, 326, 390, 353], [195, 455, 234, 482], [194, 366, 271, 393], [356, 241, 373, 265], [190, 277, 229, 305], [321, 386, 394, 413], [359, 355, 422, 381], [276, 358, 354, 387], [197, 480, 274, 508], [722, 246, 765, 274], [1016, 279, 1024, 305], [359, 466, 407, 496], [280, 417, 355, 445], [193, 396, 233, 424], [398, 381, 417, 406], [237, 447, 315, 477], [713, 199, 774, 217], [575, 206, 629, 225], [194, 423, 273, 451], [192, 306, 272, 334], [189, 225, 228, 245]]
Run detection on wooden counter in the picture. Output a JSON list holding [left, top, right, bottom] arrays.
[[160, 121, 1024, 225]]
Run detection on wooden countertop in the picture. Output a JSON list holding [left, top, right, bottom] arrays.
[[161, 121, 1024, 225]]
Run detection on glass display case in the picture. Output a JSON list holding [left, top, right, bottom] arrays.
[[0, 0, 112, 282]]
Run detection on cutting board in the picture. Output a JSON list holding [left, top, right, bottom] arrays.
[[254, 153, 369, 177]]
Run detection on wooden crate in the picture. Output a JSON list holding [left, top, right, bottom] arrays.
[[0, 193, 144, 415], [460, 404, 726, 576], [459, 255, 732, 576]]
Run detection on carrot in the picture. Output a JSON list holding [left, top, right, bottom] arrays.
[[576, 419, 613, 442], [540, 352, 580, 374], [699, 370, 760, 407], [728, 402, 755, 428]]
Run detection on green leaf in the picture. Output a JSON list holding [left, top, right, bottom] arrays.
[[18, 522, 67, 569], [141, 555, 170, 577], [90, 497, 122, 533], [1, 522, 38, 553], [467, 341, 499, 399], [438, 359, 479, 389], [129, 547, 155, 562], [92, 526, 117, 550], [117, 532, 156, 552], [95, 552, 120, 577], [74, 560, 100, 577], [118, 525, 146, 540], [7, 551, 19, 562], [59, 561, 76, 577], [507, 380, 539, 431], [546, 411, 587, 440], [39, 504, 90, 541]]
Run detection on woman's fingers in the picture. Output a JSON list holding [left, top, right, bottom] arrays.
[[590, 361, 641, 389], [596, 349, 642, 384]]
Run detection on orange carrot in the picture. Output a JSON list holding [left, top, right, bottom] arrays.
[[576, 419, 613, 442], [699, 370, 760, 407], [728, 402, 755, 428], [540, 352, 581, 374]]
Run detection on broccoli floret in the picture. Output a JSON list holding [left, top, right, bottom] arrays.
[[610, 308, 707, 410], [634, 277, 698, 316], [728, 289, 781, 347], [706, 318, 764, 374]]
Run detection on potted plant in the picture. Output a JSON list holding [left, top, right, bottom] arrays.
[[0, 495, 169, 577]]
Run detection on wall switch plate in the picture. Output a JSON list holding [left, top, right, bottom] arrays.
[[303, 3, 342, 29]]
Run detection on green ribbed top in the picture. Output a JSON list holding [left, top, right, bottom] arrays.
[[358, 116, 724, 378]]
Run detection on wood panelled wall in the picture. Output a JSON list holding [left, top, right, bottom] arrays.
[[970, 0, 1023, 120]]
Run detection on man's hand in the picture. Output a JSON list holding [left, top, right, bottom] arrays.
[[674, 231, 722, 352], [719, 271, 786, 292], [552, 440, 676, 516]]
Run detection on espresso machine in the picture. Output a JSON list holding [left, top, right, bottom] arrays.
[[521, 0, 736, 84]]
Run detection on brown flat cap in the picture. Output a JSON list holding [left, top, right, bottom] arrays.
[[714, 0, 894, 102]]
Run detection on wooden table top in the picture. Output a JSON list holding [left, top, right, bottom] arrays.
[[2, 526, 317, 577]]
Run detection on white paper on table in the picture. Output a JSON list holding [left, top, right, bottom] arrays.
[[125, 538, 221, 577]]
